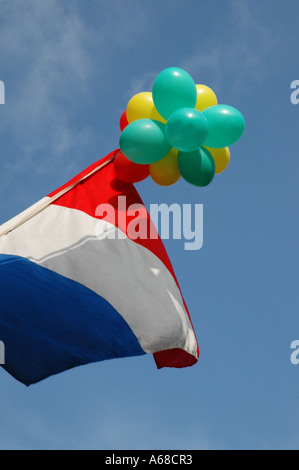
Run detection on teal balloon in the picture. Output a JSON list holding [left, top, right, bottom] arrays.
[[203, 105, 245, 148], [165, 108, 208, 152], [119, 119, 171, 165], [152, 67, 197, 120], [178, 147, 215, 187]]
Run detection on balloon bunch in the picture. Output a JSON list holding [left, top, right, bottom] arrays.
[[114, 67, 245, 187]]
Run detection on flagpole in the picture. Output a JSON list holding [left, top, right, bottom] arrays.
[[0, 154, 116, 238]]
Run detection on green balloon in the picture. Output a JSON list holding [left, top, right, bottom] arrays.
[[119, 119, 171, 165], [152, 67, 197, 120], [178, 147, 215, 187], [203, 105, 245, 148], [165, 108, 208, 152]]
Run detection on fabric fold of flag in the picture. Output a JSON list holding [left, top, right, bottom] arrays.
[[0, 150, 199, 386]]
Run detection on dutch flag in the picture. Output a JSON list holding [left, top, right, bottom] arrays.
[[0, 151, 199, 386]]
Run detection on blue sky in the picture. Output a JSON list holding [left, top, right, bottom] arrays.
[[0, 0, 298, 450]]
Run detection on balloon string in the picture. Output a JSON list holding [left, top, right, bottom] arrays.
[[0, 154, 116, 238]]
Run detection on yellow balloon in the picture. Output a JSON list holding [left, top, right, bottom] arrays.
[[195, 85, 218, 112], [150, 149, 181, 186], [126, 92, 166, 123], [204, 146, 230, 175]]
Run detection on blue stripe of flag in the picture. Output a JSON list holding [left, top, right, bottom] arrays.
[[0, 254, 145, 386]]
